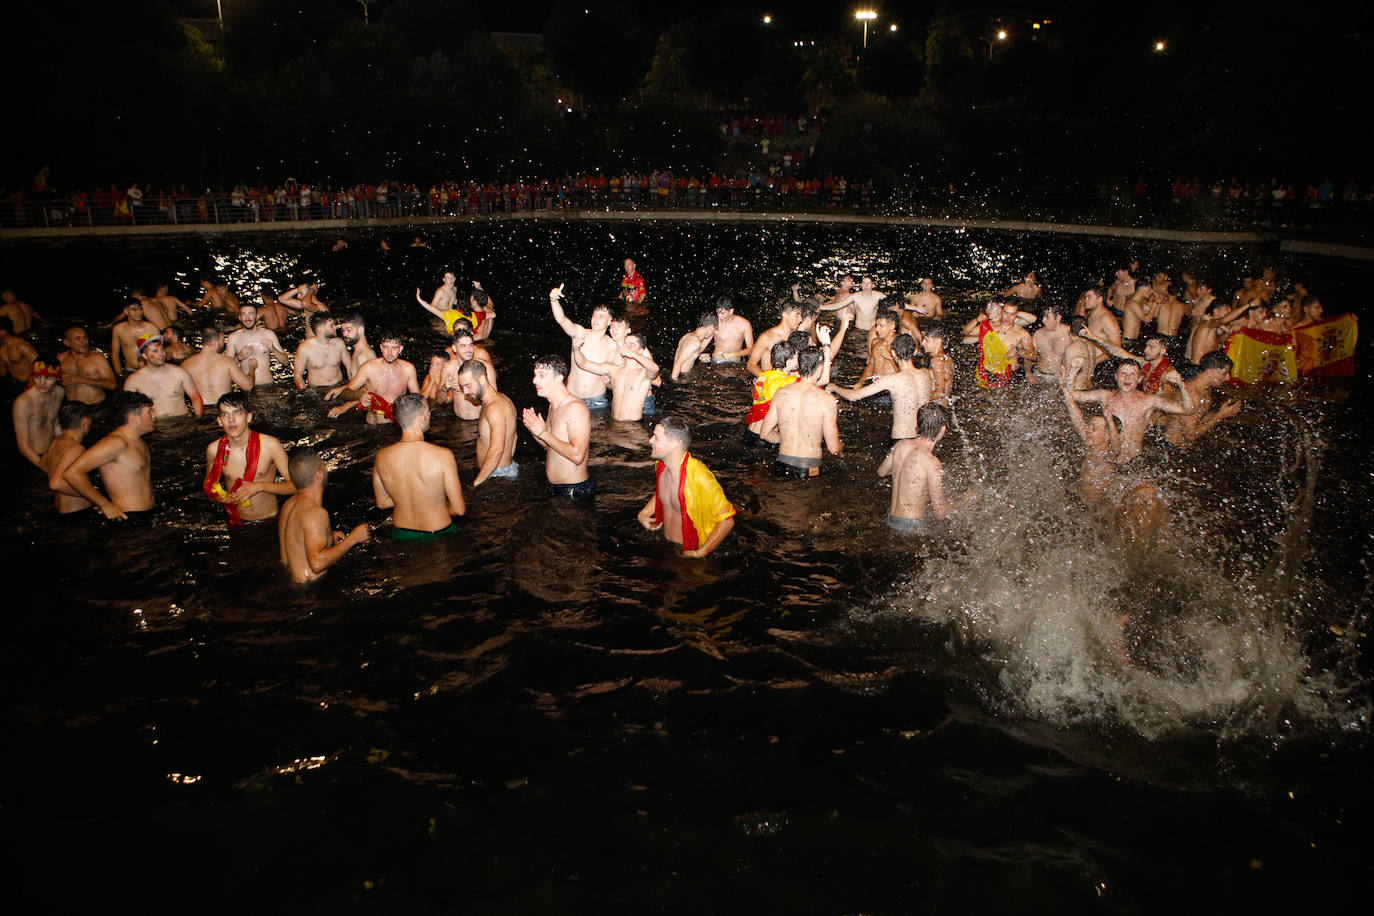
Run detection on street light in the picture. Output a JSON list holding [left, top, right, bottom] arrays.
[[855, 10, 877, 49], [889, 23, 898, 32], [988, 29, 1007, 61], [763, 15, 772, 25], [1154, 40, 1166, 52]]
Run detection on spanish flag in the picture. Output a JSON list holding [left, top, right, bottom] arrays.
[[1293, 314, 1358, 378], [1225, 327, 1298, 385]]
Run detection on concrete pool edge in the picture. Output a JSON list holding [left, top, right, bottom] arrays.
[[3, 209, 1371, 260]]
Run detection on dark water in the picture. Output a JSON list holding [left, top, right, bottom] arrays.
[[2, 222, 1372, 911]]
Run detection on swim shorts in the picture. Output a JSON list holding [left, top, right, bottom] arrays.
[[489, 462, 518, 480], [548, 478, 597, 501], [392, 522, 458, 541], [886, 514, 947, 535], [581, 393, 610, 410], [775, 454, 821, 478], [642, 392, 657, 416]]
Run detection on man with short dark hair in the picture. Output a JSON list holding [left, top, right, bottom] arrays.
[[522, 353, 594, 499], [638, 415, 736, 558], [203, 392, 293, 526], [294, 311, 348, 389], [548, 284, 615, 408], [747, 300, 804, 376], [1165, 350, 1242, 447], [109, 300, 160, 379], [1070, 359, 1192, 461], [183, 326, 256, 406], [325, 331, 420, 423], [62, 391, 156, 521], [373, 392, 466, 538], [671, 312, 718, 380], [278, 449, 370, 582], [43, 401, 95, 513], [226, 304, 292, 386], [760, 345, 842, 477], [440, 326, 497, 420], [830, 333, 933, 440], [879, 402, 952, 534], [1031, 303, 1073, 384], [456, 360, 518, 486]]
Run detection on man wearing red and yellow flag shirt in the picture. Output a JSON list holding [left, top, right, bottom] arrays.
[[639, 415, 736, 559]]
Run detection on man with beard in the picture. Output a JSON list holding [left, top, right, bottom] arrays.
[[294, 312, 348, 389], [182, 326, 257, 406], [456, 360, 518, 486], [226, 304, 292, 386], [325, 331, 420, 424], [440, 326, 497, 420]]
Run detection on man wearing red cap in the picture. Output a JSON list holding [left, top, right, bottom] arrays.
[[12, 358, 64, 467], [123, 333, 203, 418]]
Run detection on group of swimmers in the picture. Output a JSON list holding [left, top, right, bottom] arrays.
[[5, 253, 1333, 580]]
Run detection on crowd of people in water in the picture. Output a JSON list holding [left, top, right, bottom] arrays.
[[1, 245, 1356, 583]]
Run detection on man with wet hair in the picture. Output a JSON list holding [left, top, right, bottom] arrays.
[[760, 345, 842, 478], [372, 392, 466, 539], [962, 301, 1018, 388], [830, 333, 933, 440], [203, 392, 293, 526], [420, 351, 452, 407], [879, 401, 953, 534], [1070, 359, 1192, 462], [1031, 303, 1073, 384], [325, 330, 420, 424], [920, 325, 954, 403], [279, 281, 327, 316], [671, 312, 718, 381], [573, 326, 659, 421], [57, 326, 116, 404], [183, 326, 256, 406], [1165, 350, 1242, 447], [195, 277, 240, 319], [1107, 266, 1137, 316], [440, 326, 496, 420], [638, 415, 736, 558], [123, 333, 203, 418], [294, 312, 348, 389], [1079, 331, 1180, 396], [745, 341, 798, 447], [1003, 270, 1041, 301], [846, 275, 888, 331], [338, 313, 377, 378], [226, 303, 292, 386], [278, 449, 370, 582], [857, 310, 899, 381], [710, 295, 753, 363], [748, 299, 805, 375], [416, 270, 462, 332], [109, 299, 160, 379], [905, 277, 943, 319], [522, 353, 594, 500], [456, 360, 518, 486], [548, 284, 616, 409], [43, 400, 95, 514], [62, 391, 156, 521], [1058, 374, 1119, 505], [12, 357, 64, 466], [1083, 287, 1122, 358], [1058, 317, 1098, 391]]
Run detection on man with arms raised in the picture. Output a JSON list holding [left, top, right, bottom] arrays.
[[456, 360, 519, 486], [62, 391, 156, 521], [1058, 317, 1099, 391], [57, 326, 116, 404], [279, 281, 327, 317], [1031, 303, 1072, 384], [43, 401, 95, 514], [709, 296, 753, 363], [670, 312, 717, 381], [278, 449, 370, 582], [1165, 351, 1242, 447], [1070, 360, 1192, 462], [548, 284, 616, 409], [637, 415, 736, 558], [109, 299, 160, 380], [123, 334, 203, 418], [573, 326, 658, 421], [325, 331, 420, 424], [1080, 331, 1179, 396], [760, 345, 842, 478], [373, 392, 466, 539], [294, 312, 348, 389], [830, 333, 932, 440], [226, 304, 292, 386], [183, 326, 256, 406], [203, 392, 293, 526], [522, 353, 594, 500], [878, 402, 952, 534], [12, 359, 64, 467]]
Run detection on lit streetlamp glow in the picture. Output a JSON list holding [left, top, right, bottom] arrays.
[[763, 15, 772, 25], [889, 23, 898, 32], [855, 10, 877, 49], [1154, 40, 1166, 52]]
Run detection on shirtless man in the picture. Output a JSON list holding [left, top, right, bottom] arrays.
[[548, 284, 616, 409], [132, 289, 173, 331], [1151, 275, 1187, 339], [747, 300, 804, 375], [1031, 303, 1072, 384], [1003, 270, 1041, 300], [456, 360, 518, 486], [830, 333, 932, 440], [43, 401, 95, 514], [796, 275, 857, 314], [0, 289, 42, 335], [1082, 288, 1122, 364], [153, 283, 192, 323], [710, 296, 753, 363], [921, 325, 954, 402], [12, 360, 64, 467], [195, 278, 240, 319], [338, 314, 377, 377], [573, 327, 658, 421], [420, 352, 452, 407], [637, 415, 736, 558], [1059, 378, 1119, 505], [325, 332, 420, 424], [294, 312, 348, 389], [0, 317, 38, 382], [278, 449, 370, 582], [440, 327, 496, 420], [56, 326, 116, 404], [1070, 360, 1193, 462], [963, 300, 1034, 385], [1081, 332, 1177, 395], [1107, 267, 1137, 315], [760, 346, 842, 478], [226, 304, 292, 386], [1188, 281, 1218, 323], [203, 392, 293, 525], [373, 393, 466, 538], [878, 401, 952, 533], [857, 311, 899, 381], [1058, 317, 1099, 391], [1121, 284, 1157, 342], [123, 334, 203, 418], [521, 354, 594, 500], [182, 326, 256, 406], [671, 313, 717, 381], [109, 300, 160, 379], [905, 277, 943, 319], [279, 281, 327, 316], [160, 325, 192, 361], [415, 270, 461, 330], [62, 391, 156, 521], [847, 276, 888, 331], [1164, 351, 1242, 447]]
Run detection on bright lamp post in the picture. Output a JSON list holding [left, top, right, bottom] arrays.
[[855, 10, 877, 49]]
